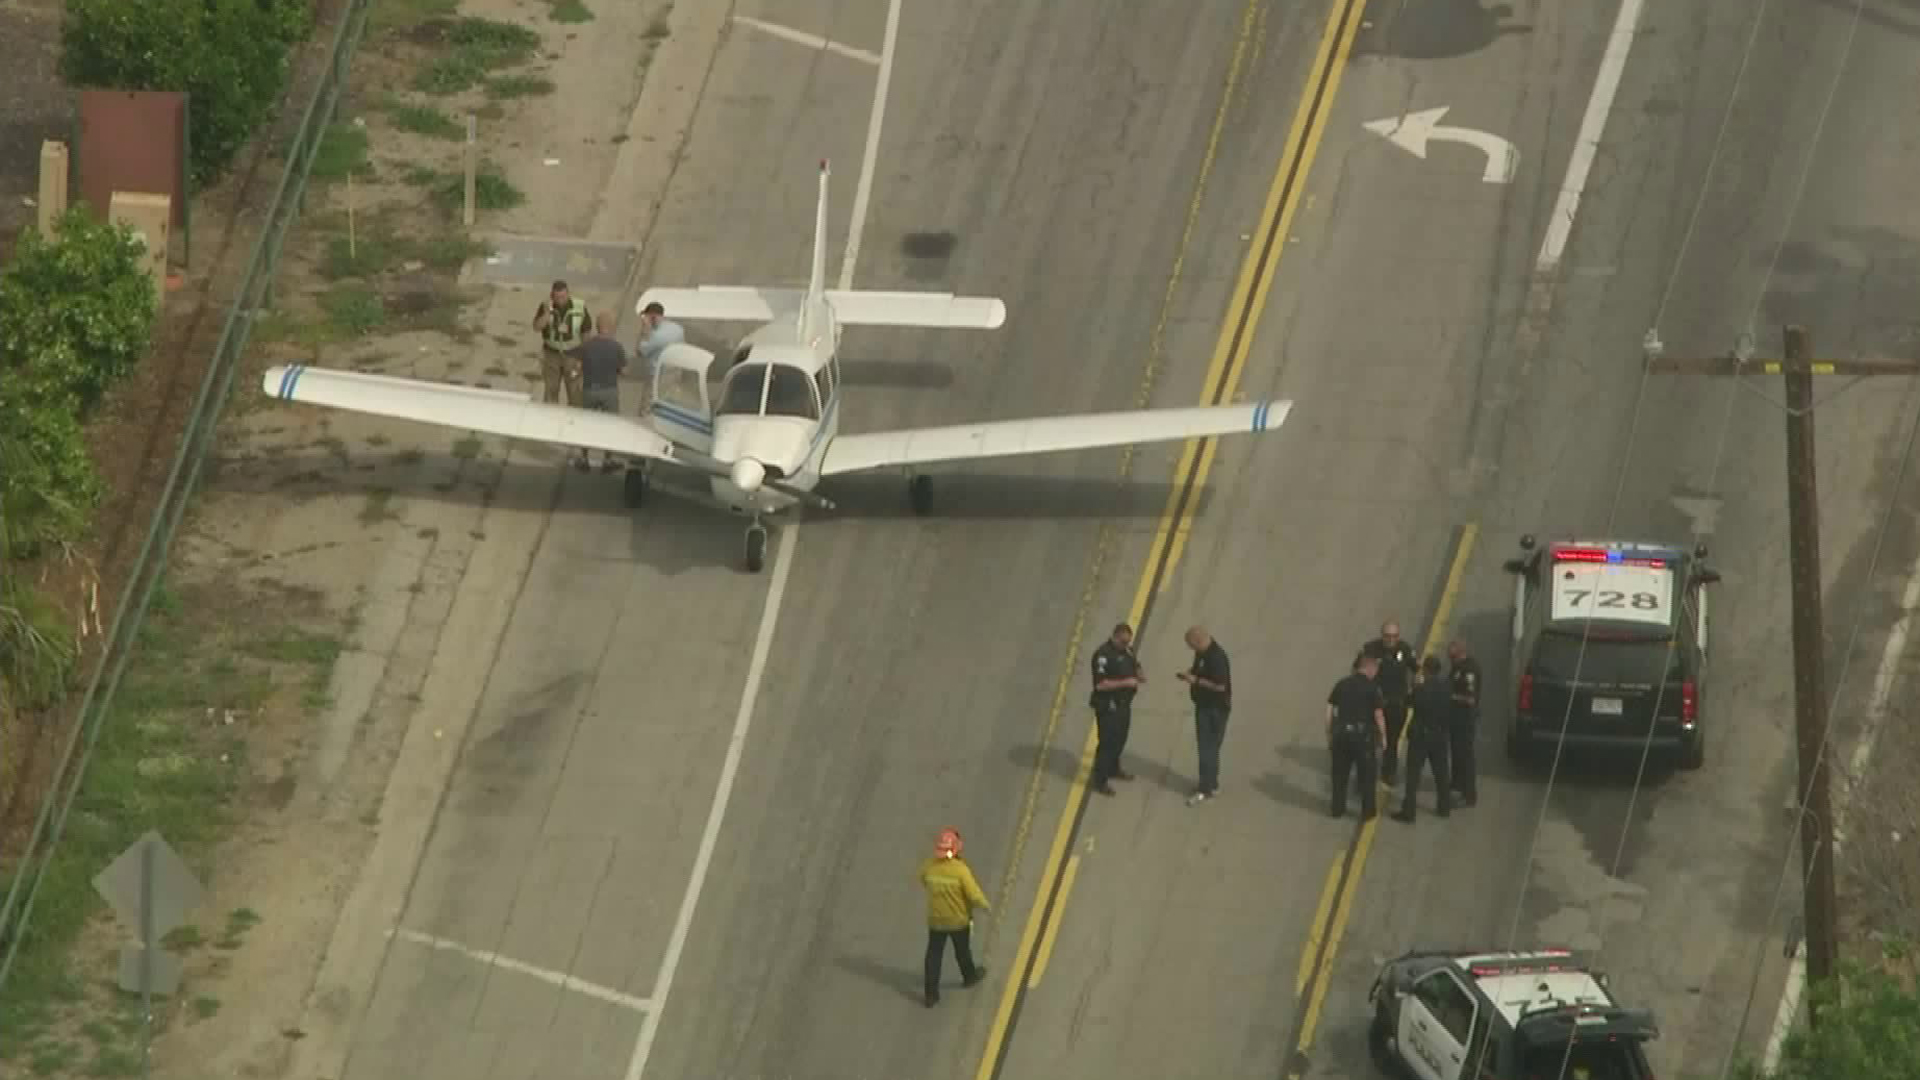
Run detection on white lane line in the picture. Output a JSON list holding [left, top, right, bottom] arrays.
[[387, 928, 652, 1013], [1761, 545, 1920, 1068], [732, 14, 882, 66], [1535, 0, 1647, 271], [839, 0, 901, 289], [620, 0, 903, 1076]]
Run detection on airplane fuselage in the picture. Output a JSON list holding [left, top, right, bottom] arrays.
[[696, 298, 844, 516]]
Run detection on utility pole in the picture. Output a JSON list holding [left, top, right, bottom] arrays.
[[1645, 325, 1920, 1023]]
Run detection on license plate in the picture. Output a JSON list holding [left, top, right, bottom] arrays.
[[1591, 697, 1623, 716]]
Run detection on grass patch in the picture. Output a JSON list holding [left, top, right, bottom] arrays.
[[644, 13, 670, 39], [411, 17, 542, 96], [484, 74, 555, 100], [0, 579, 342, 1043], [549, 0, 592, 22], [318, 285, 387, 338], [309, 123, 372, 181], [426, 164, 525, 215], [359, 488, 397, 525], [451, 435, 483, 460], [387, 101, 465, 140], [368, 0, 457, 33], [240, 630, 342, 667], [320, 230, 491, 280]]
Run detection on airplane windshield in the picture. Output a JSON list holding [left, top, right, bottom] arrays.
[[765, 364, 821, 420], [718, 364, 769, 416]]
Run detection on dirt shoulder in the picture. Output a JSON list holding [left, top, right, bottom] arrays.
[[2, 0, 726, 1075]]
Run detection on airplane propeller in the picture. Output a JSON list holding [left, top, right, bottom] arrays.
[[668, 446, 836, 510]]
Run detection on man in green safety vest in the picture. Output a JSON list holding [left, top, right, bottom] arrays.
[[533, 279, 594, 407]]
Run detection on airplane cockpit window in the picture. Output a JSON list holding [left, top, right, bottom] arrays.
[[765, 364, 821, 420], [718, 363, 768, 416]]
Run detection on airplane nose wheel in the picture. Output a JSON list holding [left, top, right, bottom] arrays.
[[907, 473, 933, 516], [622, 461, 651, 509], [744, 521, 768, 573]]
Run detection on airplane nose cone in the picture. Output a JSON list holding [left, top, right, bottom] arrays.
[[730, 458, 766, 492]]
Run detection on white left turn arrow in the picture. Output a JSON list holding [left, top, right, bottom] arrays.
[[1362, 106, 1518, 184]]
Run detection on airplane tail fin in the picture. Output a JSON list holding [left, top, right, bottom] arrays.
[[802, 159, 831, 339]]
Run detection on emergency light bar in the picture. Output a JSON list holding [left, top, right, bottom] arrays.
[[1553, 546, 1669, 569]]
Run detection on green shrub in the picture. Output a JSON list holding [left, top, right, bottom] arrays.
[[1732, 945, 1920, 1080], [0, 580, 80, 713], [59, 0, 316, 184], [0, 383, 103, 560], [0, 206, 156, 415]]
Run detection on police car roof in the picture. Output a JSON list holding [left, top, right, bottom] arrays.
[[1549, 538, 1687, 563], [1453, 950, 1617, 1029]]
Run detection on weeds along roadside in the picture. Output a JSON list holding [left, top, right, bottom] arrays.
[[0, 0, 618, 1071]]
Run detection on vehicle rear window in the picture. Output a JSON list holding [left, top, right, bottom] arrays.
[[1521, 1039, 1648, 1080], [1532, 632, 1681, 687]]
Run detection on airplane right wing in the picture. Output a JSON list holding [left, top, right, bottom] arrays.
[[818, 400, 1290, 476], [821, 290, 1006, 329], [261, 364, 686, 462]]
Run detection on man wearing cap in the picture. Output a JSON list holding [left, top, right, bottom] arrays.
[[533, 280, 593, 406], [1088, 621, 1144, 796], [918, 828, 989, 1008]]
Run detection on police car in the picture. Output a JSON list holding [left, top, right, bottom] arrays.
[[1366, 948, 1659, 1080], [1500, 535, 1720, 770]]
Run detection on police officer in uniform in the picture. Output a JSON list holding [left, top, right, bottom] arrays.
[[1089, 622, 1144, 795], [1360, 620, 1418, 785], [1392, 655, 1453, 821], [533, 279, 593, 406], [1447, 639, 1481, 808], [1326, 654, 1388, 819]]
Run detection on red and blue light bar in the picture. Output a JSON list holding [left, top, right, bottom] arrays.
[[1553, 545, 1670, 569]]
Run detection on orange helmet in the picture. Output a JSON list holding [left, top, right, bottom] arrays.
[[935, 828, 963, 857]]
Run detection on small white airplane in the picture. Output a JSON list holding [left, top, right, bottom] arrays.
[[261, 160, 1292, 572]]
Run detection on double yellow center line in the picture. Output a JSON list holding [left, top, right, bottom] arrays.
[[972, 0, 1374, 1076]]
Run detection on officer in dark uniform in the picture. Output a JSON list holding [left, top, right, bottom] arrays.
[[1360, 620, 1418, 785], [1326, 654, 1387, 819], [1392, 655, 1453, 821], [1447, 639, 1481, 808], [1088, 622, 1144, 795]]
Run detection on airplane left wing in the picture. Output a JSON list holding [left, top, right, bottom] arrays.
[[261, 364, 684, 462], [818, 400, 1290, 476]]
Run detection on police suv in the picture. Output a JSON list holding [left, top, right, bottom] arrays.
[[1366, 948, 1659, 1080], [1500, 535, 1721, 770]]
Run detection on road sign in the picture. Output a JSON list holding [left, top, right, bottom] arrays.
[[117, 945, 184, 996], [93, 830, 202, 945]]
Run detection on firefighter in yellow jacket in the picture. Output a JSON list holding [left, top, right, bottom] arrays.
[[919, 828, 989, 1008]]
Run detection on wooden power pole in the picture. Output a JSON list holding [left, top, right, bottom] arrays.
[[1645, 325, 1920, 1021]]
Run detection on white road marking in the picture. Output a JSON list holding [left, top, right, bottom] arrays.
[[839, 0, 901, 290], [386, 928, 652, 1012], [1761, 544, 1920, 1069], [620, 0, 903, 1075], [732, 14, 882, 66], [1535, 0, 1646, 271]]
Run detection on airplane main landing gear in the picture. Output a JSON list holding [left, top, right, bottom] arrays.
[[622, 460, 651, 508], [744, 520, 768, 573], [907, 472, 933, 516]]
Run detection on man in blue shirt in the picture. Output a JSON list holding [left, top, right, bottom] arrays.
[[635, 301, 685, 366]]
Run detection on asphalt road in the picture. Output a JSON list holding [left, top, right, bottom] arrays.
[[329, 0, 1920, 1079]]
